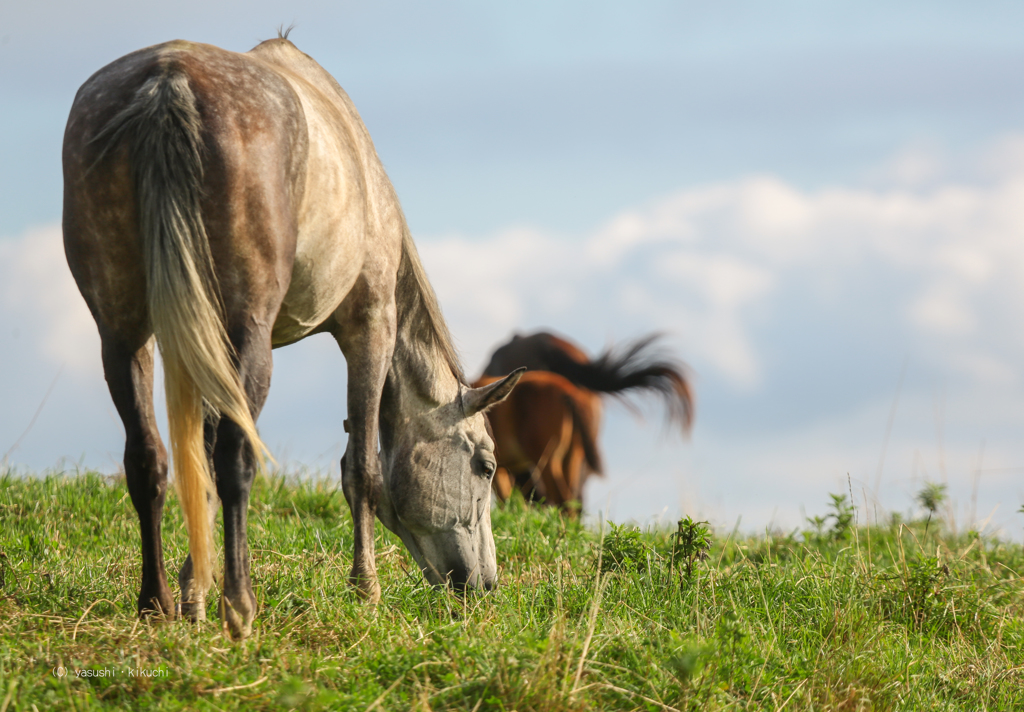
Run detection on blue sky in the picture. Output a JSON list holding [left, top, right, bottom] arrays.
[[3, 1, 1024, 535]]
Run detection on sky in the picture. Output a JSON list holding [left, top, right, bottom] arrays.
[[2, 1, 1024, 537]]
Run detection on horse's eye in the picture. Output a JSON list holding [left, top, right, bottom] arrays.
[[480, 460, 496, 478]]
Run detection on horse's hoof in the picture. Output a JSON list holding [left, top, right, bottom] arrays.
[[350, 576, 381, 605], [220, 590, 256, 640], [220, 606, 252, 640], [137, 590, 176, 620], [178, 593, 208, 624]]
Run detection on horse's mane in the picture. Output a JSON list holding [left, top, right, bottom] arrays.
[[395, 229, 466, 385]]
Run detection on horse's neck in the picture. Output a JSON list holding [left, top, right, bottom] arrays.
[[378, 326, 460, 444]]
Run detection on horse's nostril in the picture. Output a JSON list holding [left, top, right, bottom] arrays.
[[482, 578, 496, 592]]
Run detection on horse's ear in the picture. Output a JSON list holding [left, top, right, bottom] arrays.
[[463, 368, 526, 417]]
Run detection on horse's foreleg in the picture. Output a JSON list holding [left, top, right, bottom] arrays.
[[102, 337, 176, 618], [336, 299, 396, 605], [524, 406, 575, 507], [214, 335, 272, 639]]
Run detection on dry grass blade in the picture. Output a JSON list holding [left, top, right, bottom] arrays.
[[597, 682, 681, 712], [71, 599, 119, 641], [364, 673, 405, 712], [572, 548, 609, 694], [201, 677, 269, 695]]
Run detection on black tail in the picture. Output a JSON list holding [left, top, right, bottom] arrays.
[[486, 331, 694, 433], [569, 335, 693, 432]]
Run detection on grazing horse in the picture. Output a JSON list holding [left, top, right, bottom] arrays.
[[62, 36, 523, 639], [474, 332, 693, 510]]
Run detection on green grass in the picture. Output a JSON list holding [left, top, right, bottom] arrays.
[[1, 470, 1022, 711]]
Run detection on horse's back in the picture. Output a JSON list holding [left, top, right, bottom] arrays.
[[482, 332, 590, 376], [66, 41, 307, 183], [246, 40, 407, 345]]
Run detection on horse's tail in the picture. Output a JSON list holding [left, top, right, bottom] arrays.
[[540, 334, 695, 434], [92, 68, 269, 595]]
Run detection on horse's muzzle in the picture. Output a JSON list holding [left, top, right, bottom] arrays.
[[446, 563, 497, 593]]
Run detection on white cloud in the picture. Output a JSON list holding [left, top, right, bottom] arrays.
[[869, 142, 948, 188], [908, 282, 976, 335], [0, 224, 100, 376], [421, 160, 1024, 392]]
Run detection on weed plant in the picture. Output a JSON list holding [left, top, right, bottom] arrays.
[[0, 471, 1022, 710]]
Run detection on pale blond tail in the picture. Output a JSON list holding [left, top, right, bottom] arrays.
[[93, 67, 270, 594]]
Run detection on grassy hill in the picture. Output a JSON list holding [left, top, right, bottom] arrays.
[[0, 470, 1022, 710]]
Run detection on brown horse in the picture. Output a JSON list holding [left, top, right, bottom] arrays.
[[62, 36, 522, 638], [475, 331, 693, 511], [475, 370, 602, 509]]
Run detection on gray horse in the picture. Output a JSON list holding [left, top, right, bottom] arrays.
[[62, 36, 523, 639]]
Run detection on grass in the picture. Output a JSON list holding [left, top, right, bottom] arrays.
[[0, 470, 1022, 711]]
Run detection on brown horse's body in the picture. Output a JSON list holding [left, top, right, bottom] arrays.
[[477, 331, 694, 511], [63, 38, 521, 638]]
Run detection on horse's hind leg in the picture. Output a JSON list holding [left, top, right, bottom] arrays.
[[177, 413, 220, 622], [102, 337, 176, 617], [213, 333, 272, 639]]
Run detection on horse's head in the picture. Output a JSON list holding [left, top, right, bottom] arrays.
[[375, 369, 524, 591]]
